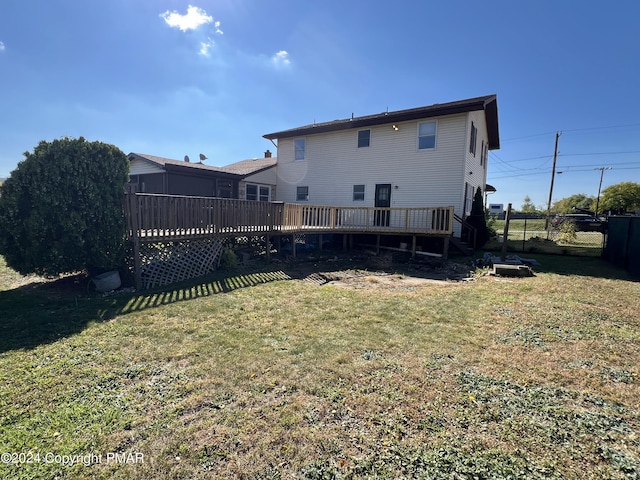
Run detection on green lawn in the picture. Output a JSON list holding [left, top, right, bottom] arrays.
[[1, 255, 639, 479]]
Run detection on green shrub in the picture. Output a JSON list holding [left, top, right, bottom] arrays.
[[0, 137, 129, 277], [219, 248, 239, 270], [558, 221, 577, 244]]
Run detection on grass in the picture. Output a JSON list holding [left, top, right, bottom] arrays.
[[1, 254, 639, 479], [489, 218, 605, 256]]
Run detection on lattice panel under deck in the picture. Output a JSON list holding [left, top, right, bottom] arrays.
[[139, 238, 224, 289]]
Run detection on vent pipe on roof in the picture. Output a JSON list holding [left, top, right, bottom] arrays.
[[184, 155, 190, 162], [264, 149, 272, 158]]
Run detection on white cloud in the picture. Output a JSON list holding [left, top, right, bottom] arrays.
[[199, 39, 215, 57], [0, 42, 5, 52], [160, 5, 213, 32], [272, 50, 291, 67], [214, 21, 223, 35]]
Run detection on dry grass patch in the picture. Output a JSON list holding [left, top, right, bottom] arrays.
[[1, 255, 639, 479]]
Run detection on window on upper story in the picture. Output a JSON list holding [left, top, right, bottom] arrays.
[[418, 121, 437, 150], [357, 129, 370, 148], [353, 184, 365, 201], [296, 186, 309, 202], [469, 122, 477, 156], [294, 138, 306, 161]]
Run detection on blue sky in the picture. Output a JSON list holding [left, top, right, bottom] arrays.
[[1, 0, 638, 209]]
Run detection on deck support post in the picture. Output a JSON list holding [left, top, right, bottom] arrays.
[[292, 234, 296, 258], [343, 234, 348, 251], [319, 234, 323, 252], [265, 234, 271, 262], [443, 236, 450, 259], [376, 234, 381, 254], [411, 235, 417, 259]]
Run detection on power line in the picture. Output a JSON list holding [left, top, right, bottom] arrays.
[[501, 122, 640, 143]]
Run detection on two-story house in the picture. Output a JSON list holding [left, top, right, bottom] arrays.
[[263, 94, 499, 237]]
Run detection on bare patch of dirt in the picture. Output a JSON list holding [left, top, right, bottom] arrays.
[[272, 250, 476, 291]]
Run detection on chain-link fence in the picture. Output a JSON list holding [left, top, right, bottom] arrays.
[[485, 216, 605, 257]]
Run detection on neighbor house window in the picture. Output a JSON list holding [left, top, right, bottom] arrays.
[[357, 129, 370, 148], [294, 138, 306, 160], [296, 186, 309, 201], [246, 184, 271, 202], [353, 184, 365, 201], [469, 122, 477, 156], [418, 121, 436, 150]]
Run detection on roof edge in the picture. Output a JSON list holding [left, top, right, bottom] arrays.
[[263, 94, 497, 140]]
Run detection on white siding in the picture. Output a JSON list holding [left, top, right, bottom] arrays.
[[276, 113, 469, 217], [245, 167, 276, 185], [129, 158, 164, 175], [463, 111, 490, 212]]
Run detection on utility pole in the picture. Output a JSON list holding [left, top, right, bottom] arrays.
[[545, 131, 562, 233], [594, 167, 612, 217]]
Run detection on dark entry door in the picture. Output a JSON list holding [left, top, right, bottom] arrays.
[[374, 183, 391, 226]]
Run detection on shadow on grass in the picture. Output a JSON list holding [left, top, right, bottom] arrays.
[[1, 254, 635, 354], [0, 267, 296, 354]]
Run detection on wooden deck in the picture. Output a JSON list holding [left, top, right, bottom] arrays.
[[124, 191, 455, 289], [126, 193, 453, 242], [125, 192, 454, 241]]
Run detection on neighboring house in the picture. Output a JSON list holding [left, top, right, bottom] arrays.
[[219, 150, 278, 202], [263, 94, 499, 236], [128, 153, 241, 198]]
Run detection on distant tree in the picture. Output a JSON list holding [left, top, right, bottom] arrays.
[[465, 187, 491, 248], [551, 194, 596, 214], [598, 182, 640, 214], [0, 137, 129, 277], [520, 195, 538, 214]]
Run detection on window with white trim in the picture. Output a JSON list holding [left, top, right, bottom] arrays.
[[418, 121, 436, 150], [357, 130, 370, 148], [469, 122, 477, 156], [294, 138, 306, 161], [353, 184, 365, 201], [480, 140, 485, 166], [246, 184, 271, 202], [296, 186, 309, 202]]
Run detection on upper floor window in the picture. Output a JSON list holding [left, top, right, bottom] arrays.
[[357, 129, 370, 148], [294, 138, 306, 161], [469, 122, 477, 156], [418, 121, 436, 150], [353, 184, 365, 201], [480, 140, 485, 166]]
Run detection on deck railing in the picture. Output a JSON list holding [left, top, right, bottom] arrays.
[[125, 192, 453, 241]]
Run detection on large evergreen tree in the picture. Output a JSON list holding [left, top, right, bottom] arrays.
[[0, 137, 129, 277], [465, 187, 491, 248]]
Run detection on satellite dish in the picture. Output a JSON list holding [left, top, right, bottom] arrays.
[[184, 155, 190, 162], [199, 153, 207, 161]]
